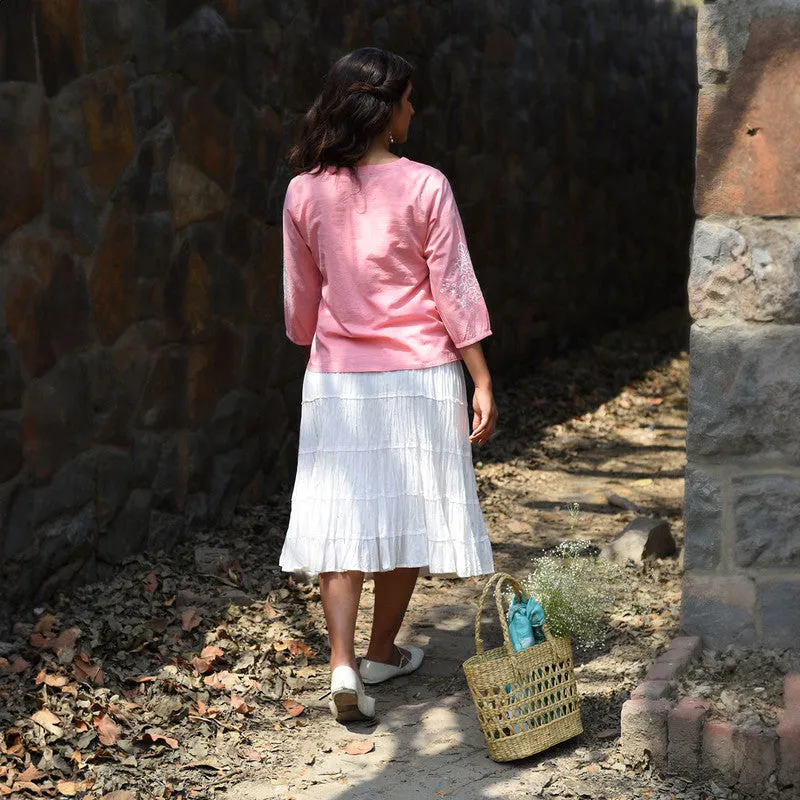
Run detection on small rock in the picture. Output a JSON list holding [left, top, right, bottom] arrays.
[[599, 518, 676, 565], [506, 519, 532, 534]]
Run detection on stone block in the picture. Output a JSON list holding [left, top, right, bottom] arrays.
[[696, 16, 800, 217], [96, 449, 134, 530], [147, 509, 186, 553], [98, 489, 151, 564], [759, 579, 800, 651], [689, 219, 800, 324], [171, 7, 232, 89], [33, 0, 83, 96], [681, 572, 757, 648], [682, 464, 723, 570], [163, 244, 214, 342], [187, 324, 242, 426], [734, 727, 777, 796], [668, 697, 710, 778], [777, 712, 800, 790], [620, 698, 672, 768], [21, 356, 93, 483], [89, 205, 138, 346], [82, 0, 167, 74], [0, 83, 48, 241], [42, 253, 92, 360], [2, 268, 55, 380], [152, 434, 191, 511], [208, 389, 263, 452], [31, 451, 95, 526], [702, 719, 736, 785], [0, 414, 23, 484], [733, 476, 800, 568], [687, 323, 800, 464], [0, 339, 23, 410], [131, 430, 162, 485], [34, 505, 96, 589], [177, 89, 235, 190], [134, 212, 174, 280], [139, 347, 189, 429], [168, 151, 229, 230]]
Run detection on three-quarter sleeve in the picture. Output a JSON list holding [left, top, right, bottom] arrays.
[[423, 175, 492, 349], [282, 182, 322, 346]]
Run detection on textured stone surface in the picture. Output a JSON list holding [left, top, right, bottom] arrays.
[[760, 580, 800, 651], [681, 573, 757, 648], [687, 324, 800, 464], [0, 83, 48, 241], [733, 475, 800, 567], [702, 720, 736, 784], [696, 16, 800, 216], [690, 219, 800, 323], [33, 0, 83, 96], [167, 151, 229, 229], [733, 727, 778, 795], [682, 464, 723, 570], [21, 356, 93, 483]]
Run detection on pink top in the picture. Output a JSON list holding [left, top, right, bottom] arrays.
[[282, 157, 492, 372]]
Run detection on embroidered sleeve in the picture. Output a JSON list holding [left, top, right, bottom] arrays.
[[424, 175, 492, 349], [282, 183, 322, 346]]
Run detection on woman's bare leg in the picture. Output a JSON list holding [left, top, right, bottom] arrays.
[[365, 567, 419, 664], [319, 570, 364, 671]]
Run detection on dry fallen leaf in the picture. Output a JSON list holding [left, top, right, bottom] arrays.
[[140, 729, 179, 750], [201, 645, 224, 661], [343, 739, 375, 755], [31, 708, 63, 737], [56, 779, 94, 796], [182, 607, 202, 632], [240, 748, 263, 762], [143, 570, 158, 593], [230, 694, 255, 714], [73, 652, 104, 686], [35, 670, 69, 687], [17, 765, 46, 782], [190, 657, 212, 674], [100, 792, 136, 800], [287, 640, 314, 658], [95, 712, 122, 746], [281, 699, 305, 717]]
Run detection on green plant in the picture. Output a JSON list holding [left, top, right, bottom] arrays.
[[519, 505, 622, 648]]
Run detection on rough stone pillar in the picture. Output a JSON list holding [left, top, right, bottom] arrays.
[[682, 0, 800, 649]]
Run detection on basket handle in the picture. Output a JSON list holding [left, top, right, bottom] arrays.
[[474, 572, 555, 656]]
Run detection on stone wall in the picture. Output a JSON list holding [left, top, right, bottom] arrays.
[[0, 0, 697, 629], [682, 0, 800, 649]]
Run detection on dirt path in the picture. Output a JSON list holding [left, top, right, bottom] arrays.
[[223, 311, 730, 800], [5, 309, 735, 800]]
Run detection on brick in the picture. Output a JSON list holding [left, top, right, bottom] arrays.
[[668, 636, 703, 661], [777, 713, 800, 789], [668, 697, 710, 778], [621, 698, 673, 769], [646, 660, 683, 683], [631, 680, 671, 701], [681, 572, 757, 649], [734, 727, 777, 796], [702, 719, 736, 785], [785, 675, 800, 710]]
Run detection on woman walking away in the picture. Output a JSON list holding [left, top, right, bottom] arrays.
[[279, 47, 498, 723]]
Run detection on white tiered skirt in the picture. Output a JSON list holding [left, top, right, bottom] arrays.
[[279, 361, 494, 578]]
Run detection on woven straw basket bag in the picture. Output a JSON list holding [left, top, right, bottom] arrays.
[[463, 572, 583, 762]]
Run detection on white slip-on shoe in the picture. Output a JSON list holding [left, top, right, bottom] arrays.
[[359, 645, 425, 685], [328, 665, 376, 723]]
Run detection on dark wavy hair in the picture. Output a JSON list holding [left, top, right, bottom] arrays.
[[287, 48, 414, 175]]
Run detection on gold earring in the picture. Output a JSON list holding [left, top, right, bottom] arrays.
[[389, 133, 395, 145]]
